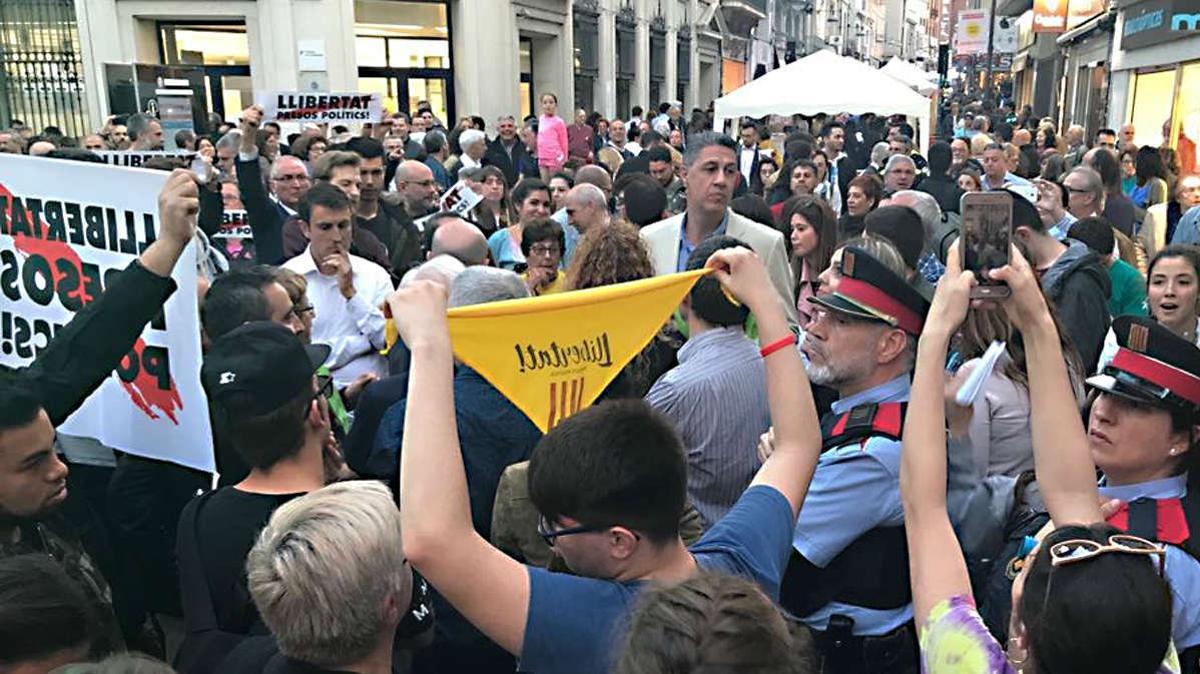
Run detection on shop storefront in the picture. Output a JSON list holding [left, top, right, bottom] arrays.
[[1110, 0, 1200, 175], [354, 0, 453, 125], [1055, 10, 1112, 137]]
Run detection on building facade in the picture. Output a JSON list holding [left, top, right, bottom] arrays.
[[0, 0, 745, 136], [1107, 0, 1200, 175]]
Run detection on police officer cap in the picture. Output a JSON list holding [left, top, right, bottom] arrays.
[[810, 246, 930, 336], [1086, 316, 1200, 414]]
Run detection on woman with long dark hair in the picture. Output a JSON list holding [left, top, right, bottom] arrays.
[[778, 195, 837, 328], [1132, 145, 1171, 215]]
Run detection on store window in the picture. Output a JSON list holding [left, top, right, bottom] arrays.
[[520, 40, 533, 121], [616, 19, 636, 118], [159, 22, 251, 122], [1170, 64, 1199, 175], [677, 35, 691, 108], [649, 29, 666, 108], [574, 9, 598, 114], [1126, 69, 1175, 150], [355, 0, 453, 125]]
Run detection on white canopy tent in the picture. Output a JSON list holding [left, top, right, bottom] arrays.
[[712, 49, 934, 152], [880, 57, 939, 97]]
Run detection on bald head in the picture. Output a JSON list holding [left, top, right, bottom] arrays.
[[573, 165, 612, 196], [28, 140, 56, 156], [565, 184, 610, 234], [396, 160, 438, 215], [430, 216, 489, 266]]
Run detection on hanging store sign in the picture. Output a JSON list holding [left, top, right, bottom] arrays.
[[957, 9, 991, 54], [1033, 0, 1070, 32]]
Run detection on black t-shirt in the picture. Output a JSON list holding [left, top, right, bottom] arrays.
[[221, 637, 362, 674], [181, 487, 303, 634]]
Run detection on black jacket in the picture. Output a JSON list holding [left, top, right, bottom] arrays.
[[483, 137, 536, 187], [359, 196, 424, 278], [915, 174, 965, 214], [234, 154, 288, 265], [1040, 240, 1112, 370]]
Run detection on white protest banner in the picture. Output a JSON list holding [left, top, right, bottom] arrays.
[[440, 180, 483, 217], [256, 91, 382, 124], [93, 150, 195, 168], [0, 154, 214, 472]]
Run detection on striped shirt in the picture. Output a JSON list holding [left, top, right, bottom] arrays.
[[645, 326, 770, 528]]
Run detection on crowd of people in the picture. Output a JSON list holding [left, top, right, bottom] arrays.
[[1, 88, 1199, 674]]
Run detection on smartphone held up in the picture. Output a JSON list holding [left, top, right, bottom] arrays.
[[959, 191, 1013, 299]]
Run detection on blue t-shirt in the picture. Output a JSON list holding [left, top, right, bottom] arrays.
[[519, 485, 794, 674]]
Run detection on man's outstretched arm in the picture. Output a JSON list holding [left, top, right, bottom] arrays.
[[391, 283, 531, 656]]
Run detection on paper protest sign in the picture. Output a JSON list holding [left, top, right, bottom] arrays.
[[92, 150, 195, 168], [0, 154, 214, 472], [256, 92, 383, 124], [212, 209, 255, 263], [214, 209, 251, 239], [439, 180, 483, 217], [445, 270, 707, 432]]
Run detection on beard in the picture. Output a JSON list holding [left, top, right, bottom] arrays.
[[804, 350, 873, 390]]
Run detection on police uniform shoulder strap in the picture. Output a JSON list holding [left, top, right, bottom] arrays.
[[820, 402, 907, 452], [1116, 497, 1196, 555]]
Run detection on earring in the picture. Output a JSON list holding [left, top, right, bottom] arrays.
[[1170, 448, 1179, 456], [1008, 637, 1029, 669]]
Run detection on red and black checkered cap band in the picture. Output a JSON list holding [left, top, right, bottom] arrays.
[[834, 276, 925, 336], [1111, 348, 1200, 407]]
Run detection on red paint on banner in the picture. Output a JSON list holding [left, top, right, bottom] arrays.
[[0, 179, 183, 424], [120, 338, 183, 424]]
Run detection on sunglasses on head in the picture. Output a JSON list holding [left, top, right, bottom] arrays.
[[1050, 534, 1165, 575]]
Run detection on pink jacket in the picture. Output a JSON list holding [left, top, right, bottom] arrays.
[[537, 114, 568, 167]]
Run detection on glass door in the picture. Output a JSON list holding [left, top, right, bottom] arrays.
[[159, 22, 251, 123]]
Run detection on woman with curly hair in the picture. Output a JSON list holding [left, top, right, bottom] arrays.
[[565, 220, 654, 290], [565, 221, 675, 398]]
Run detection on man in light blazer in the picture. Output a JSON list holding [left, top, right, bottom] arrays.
[[641, 132, 799, 327], [1140, 174, 1200, 260]]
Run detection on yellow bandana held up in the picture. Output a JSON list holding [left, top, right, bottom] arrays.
[[445, 269, 708, 432]]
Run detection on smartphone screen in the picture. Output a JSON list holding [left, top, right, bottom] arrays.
[[960, 192, 1013, 298]]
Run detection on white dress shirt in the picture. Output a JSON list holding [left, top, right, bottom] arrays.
[[739, 145, 757, 184], [282, 249, 393, 386]]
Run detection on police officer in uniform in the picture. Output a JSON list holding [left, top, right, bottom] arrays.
[[779, 247, 933, 673], [1086, 316, 1200, 670]]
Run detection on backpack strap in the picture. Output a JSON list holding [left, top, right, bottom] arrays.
[[821, 402, 906, 452], [177, 489, 222, 633]]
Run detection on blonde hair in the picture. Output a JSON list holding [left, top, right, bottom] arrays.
[[246, 481, 410, 668], [969, 133, 992, 157]]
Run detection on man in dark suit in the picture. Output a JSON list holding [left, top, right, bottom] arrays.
[[483, 114, 536, 187], [820, 120, 855, 213], [914, 141, 964, 214], [736, 121, 765, 195]]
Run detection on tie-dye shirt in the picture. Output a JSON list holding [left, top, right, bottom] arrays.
[[919, 595, 1181, 674]]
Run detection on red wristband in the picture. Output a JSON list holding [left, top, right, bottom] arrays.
[[759, 334, 797, 358]]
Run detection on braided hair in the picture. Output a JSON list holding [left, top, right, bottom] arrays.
[[613, 573, 814, 674]]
